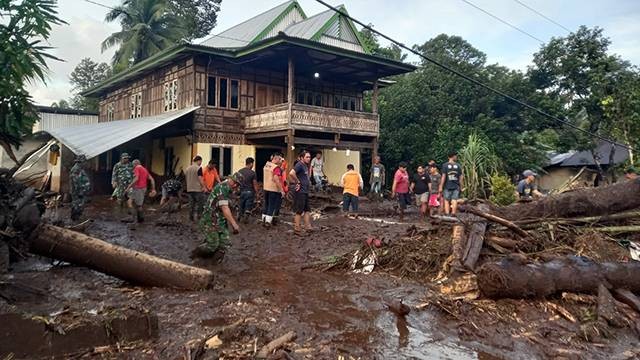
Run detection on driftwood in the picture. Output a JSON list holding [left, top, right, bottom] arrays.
[[597, 284, 628, 327], [256, 331, 297, 359], [477, 255, 640, 299], [495, 178, 640, 221], [29, 224, 214, 290], [460, 204, 489, 270], [613, 288, 640, 314]]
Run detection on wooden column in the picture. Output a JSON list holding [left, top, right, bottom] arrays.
[[371, 79, 379, 114], [286, 56, 296, 166], [372, 137, 379, 164]]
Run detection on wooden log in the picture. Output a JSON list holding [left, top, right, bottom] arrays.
[[597, 284, 628, 328], [256, 331, 297, 359], [613, 288, 640, 314], [485, 235, 519, 249], [461, 205, 489, 270], [29, 224, 214, 290], [476, 255, 640, 299], [495, 178, 640, 221]]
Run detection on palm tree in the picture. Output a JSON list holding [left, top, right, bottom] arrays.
[[102, 0, 186, 72]]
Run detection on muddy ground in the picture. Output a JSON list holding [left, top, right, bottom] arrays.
[[1, 194, 638, 359]]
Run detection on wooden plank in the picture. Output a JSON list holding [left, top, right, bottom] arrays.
[[293, 136, 374, 149]]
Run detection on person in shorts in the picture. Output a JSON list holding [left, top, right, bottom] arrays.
[[427, 164, 441, 216], [439, 152, 463, 215], [126, 159, 156, 223], [289, 150, 312, 234], [392, 162, 410, 221], [410, 165, 429, 219]]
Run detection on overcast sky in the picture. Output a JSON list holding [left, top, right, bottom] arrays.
[[28, 0, 640, 106]]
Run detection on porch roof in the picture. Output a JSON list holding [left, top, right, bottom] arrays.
[[43, 107, 199, 159]]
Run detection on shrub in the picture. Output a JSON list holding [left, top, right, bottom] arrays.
[[489, 173, 516, 206]]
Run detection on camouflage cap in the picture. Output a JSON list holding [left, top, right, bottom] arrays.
[[120, 152, 130, 159], [229, 171, 245, 184]]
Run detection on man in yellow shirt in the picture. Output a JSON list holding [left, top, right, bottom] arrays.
[[340, 164, 363, 217]]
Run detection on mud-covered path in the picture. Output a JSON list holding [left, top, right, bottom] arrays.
[[2, 197, 517, 359]]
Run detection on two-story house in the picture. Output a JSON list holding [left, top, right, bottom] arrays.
[[46, 1, 415, 188]]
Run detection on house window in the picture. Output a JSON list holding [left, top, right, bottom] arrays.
[[350, 97, 356, 111], [230, 79, 239, 109], [164, 80, 178, 111], [333, 95, 340, 109], [130, 92, 142, 118], [314, 93, 322, 107], [219, 78, 228, 108], [207, 76, 216, 106], [107, 103, 114, 121], [296, 90, 305, 104], [211, 146, 233, 176], [342, 96, 349, 110]]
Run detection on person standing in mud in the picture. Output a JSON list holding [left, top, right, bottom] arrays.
[[159, 177, 183, 213], [289, 150, 313, 234], [237, 157, 259, 224], [193, 172, 242, 262], [111, 153, 133, 211], [391, 162, 410, 221], [125, 159, 156, 223], [262, 153, 280, 225], [311, 151, 326, 192], [202, 160, 221, 192], [69, 155, 91, 221], [370, 156, 385, 200], [185, 156, 207, 221], [410, 165, 429, 220], [340, 164, 363, 217], [427, 163, 441, 217], [439, 152, 464, 215]]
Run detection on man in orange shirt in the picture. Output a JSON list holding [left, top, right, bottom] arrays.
[[340, 164, 363, 217], [202, 160, 221, 192]]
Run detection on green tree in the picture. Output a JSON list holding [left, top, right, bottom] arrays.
[[359, 25, 406, 61], [528, 26, 630, 173], [69, 58, 112, 111], [51, 99, 70, 109], [377, 34, 548, 175], [0, 0, 65, 163], [169, 0, 221, 40], [102, 0, 187, 72]]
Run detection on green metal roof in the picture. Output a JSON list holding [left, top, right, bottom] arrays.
[[83, 2, 414, 97]]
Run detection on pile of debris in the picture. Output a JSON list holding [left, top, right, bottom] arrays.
[[326, 179, 640, 357]]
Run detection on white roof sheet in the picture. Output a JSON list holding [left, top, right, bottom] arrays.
[[45, 107, 198, 159]]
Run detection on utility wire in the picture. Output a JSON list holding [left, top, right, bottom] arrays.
[[512, 0, 572, 33], [313, 0, 631, 150], [460, 0, 544, 43]]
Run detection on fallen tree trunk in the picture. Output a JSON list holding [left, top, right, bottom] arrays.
[[29, 224, 214, 290], [495, 178, 640, 221], [477, 255, 640, 299], [462, 205, 529, 238]]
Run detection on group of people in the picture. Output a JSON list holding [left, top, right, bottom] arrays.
[[388, 152, 464, 220]]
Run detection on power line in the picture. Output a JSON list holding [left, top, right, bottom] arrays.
[[459, 0, 544, 44], [512, 0, 572, 33], [313, 0, 631, 151], [83, 0, 113, 10]]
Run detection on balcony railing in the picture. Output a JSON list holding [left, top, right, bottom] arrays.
[[244, 103, 379, 136]]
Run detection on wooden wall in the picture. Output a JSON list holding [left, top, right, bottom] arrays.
[[99, 57, 196, 122]]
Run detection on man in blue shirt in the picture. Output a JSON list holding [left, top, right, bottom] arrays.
[[289, 150, 313, 235]]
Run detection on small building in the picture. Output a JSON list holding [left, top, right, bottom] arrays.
[[540, 141, 630, 191], [4, 106, 98, 192], [43, 0, 415, 192]]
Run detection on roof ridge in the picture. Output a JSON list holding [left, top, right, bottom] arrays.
[[200, 0, 295, 45]]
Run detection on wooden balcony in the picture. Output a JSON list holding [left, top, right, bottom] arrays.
[[244, 103, 379, 137]]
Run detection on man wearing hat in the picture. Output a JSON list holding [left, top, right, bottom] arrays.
[[516, 170, 543, 201], [70, 154, 91, 220], [111, 152, 134, 210], [193, 172, 242, 262]]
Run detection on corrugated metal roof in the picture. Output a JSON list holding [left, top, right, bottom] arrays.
[[546, 141, 630, 167], [284, 8, 335, 39], [45, 107, 198, 159], [200, 0, 295, 48]]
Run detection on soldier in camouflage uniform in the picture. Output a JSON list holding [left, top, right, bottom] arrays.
[[111, 153, 133, 209], [70, 155, 91, 220], [192, 172, 242, 261]]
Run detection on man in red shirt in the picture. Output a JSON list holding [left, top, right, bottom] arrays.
[[391, 161, 410, 221], [126, 159, 156, 223]]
